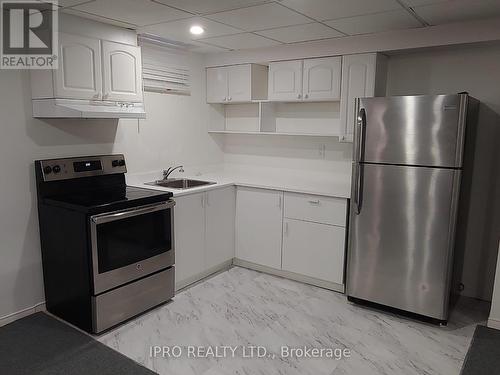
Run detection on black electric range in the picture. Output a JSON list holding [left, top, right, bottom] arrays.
[[35, 154, 175, 333]]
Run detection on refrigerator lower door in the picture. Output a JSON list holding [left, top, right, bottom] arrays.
[[347, 163, 461, 320]]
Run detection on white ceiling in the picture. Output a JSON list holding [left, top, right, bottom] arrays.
[[58, 0, 500, 53]]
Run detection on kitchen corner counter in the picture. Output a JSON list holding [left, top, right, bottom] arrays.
[[126, 168, 351, 199]]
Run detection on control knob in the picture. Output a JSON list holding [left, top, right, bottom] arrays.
[[52, 165, 61, 174], [43, 166, 52, 174]]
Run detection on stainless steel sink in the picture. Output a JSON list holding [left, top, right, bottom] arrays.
[[146, 178, 216, 190]]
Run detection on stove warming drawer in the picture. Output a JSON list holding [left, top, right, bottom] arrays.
[[92, 267, 174, 333]]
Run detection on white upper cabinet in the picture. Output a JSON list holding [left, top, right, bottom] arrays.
[[269, 57, 342, 102], [340, 53, 387, 142], [31, 33, 144, 109], [102, 41, 143, 102], [54, 33, 102, 100], [235, 187, 283, 269], [227, 64, 252, 102], [268, 60, 303, 101], [303, 57, 341, 101], [206, 64, 267, 104], [207, 67, 228, 103]]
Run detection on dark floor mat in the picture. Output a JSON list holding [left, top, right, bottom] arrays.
[[461, 325, 500, 375], [0, 312, 157, 375]]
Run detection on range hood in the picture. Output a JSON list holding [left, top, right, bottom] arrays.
[[32, 99, 146, 119]]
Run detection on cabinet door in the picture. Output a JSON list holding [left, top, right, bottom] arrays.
[[54, 33, 102, 100], [283, 219, 345, 284], [205, 187, 236, 269], [102, 41, 143, 102], [340, 54, 376, 142], [235, 187, 283, 269], [206, 67, 228, 103], [174, 193, 206, 286], [227, 64, 252, 102], [268, 60, 303, 101], [303, 57, 341, 101]]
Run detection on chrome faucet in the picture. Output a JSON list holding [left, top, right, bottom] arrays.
[[163, 165, 184, 180]]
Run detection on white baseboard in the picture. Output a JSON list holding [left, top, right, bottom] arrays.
[[488, 318, 500, 330], [233, 258, 345, 293], [0, 302, 46, 328], [175, 260, 233, 292]]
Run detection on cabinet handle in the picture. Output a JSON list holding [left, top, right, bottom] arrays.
[[201, 195, 205, 208], [308, 199, 320, 205], [304, 94, 309, 99], [278, 195, 282, 209], [205, 193, 209, 207], [297, 94, 302, 99], [228, 96, 232, 101], [223, 97, 227, 101], [284, 222, 289, 236]]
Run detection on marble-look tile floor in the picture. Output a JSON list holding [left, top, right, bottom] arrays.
[[98, 267, 489, 375]]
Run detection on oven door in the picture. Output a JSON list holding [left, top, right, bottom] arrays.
[[90, 200, 175, 294]]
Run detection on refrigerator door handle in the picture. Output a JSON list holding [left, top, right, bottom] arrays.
[[353, 105, 366, 214], [354, 163, 364, 215], [357, 107, 366, 163]]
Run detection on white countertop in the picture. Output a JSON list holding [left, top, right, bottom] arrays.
[[127, 165, 351, 199]]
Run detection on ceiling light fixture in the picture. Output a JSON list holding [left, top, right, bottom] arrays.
[[190, 25, 204, 35]]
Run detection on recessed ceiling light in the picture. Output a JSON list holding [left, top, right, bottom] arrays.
[[190, 25, 204, 35]]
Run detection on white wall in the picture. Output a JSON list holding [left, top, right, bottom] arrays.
[[222, 134, 352, 177], [386, 43, 500, 301], [0, 52, 223, 320], [489, 242, 500, 329]]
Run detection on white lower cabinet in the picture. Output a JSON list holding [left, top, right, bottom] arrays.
[[205, 186, 236, 270], [174, 192, 206, 286], [235, 187, 283, 269], [176, 185, 346, 292], [174, 187, 235, 289], [282, 219, 345, 284]]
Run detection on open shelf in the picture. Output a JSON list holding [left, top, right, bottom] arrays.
[[208, 101, 342, 137]]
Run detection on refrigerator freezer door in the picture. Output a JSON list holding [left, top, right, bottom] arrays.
[[347, 163, 461, 320], [356, 95, 467, 168]]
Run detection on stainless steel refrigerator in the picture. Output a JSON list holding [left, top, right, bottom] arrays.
[[346, 94, 479, 322]]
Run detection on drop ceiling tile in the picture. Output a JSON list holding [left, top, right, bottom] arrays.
[[325, 10, 422, 36], [199, 33, 281, 50], [256, 22, 343, 43], [72, 0, 192, 26], [153, 0, 270, 15], [58, 0, 95, 7], [399, 0, 449, 6], [39, 0, 96, 7], [188, 41, 231, 53], [205, 3, 311, 31], [413, 0, 500, 25], [140, 17, 241, 43], [62, 7, 136, 28], [279, 0, 402, 21]]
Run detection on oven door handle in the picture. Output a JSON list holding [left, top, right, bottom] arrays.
[[91, 200, 175, 225]]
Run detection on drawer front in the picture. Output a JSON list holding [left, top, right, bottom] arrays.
[[284, 192, 347, 226], [92, 267, 174, 333]]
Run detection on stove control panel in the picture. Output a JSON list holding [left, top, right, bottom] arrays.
[[39, 155, 127, 182]]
